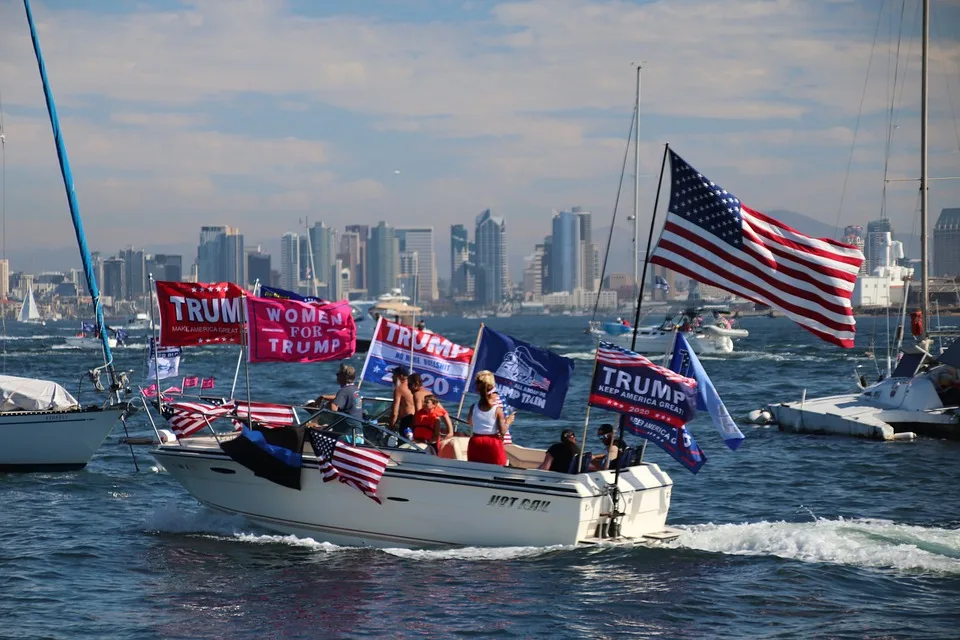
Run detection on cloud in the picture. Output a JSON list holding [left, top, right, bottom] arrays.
[[0, 0, 957, 273]]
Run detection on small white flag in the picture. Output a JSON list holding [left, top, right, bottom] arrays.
[[147, 337, 182, 380]]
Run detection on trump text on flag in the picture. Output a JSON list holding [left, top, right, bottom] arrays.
[[246, 297, 356, 363]]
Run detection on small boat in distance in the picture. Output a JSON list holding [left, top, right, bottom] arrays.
[[17, 289, 45, 326], [124, 312, 151, 332]]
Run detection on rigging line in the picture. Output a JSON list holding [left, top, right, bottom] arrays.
[[931, 3, 960, 153], [834, 0, 887, 236], [590, 104, 637, 323], [0, 88, 6, 371], [880, 0, 909, 220]]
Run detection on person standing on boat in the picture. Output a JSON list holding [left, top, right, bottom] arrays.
[[408, 373, 430, 412], [390, 367, 415, 435], [538, 429, 578, 472], [467, 370, 508, 466], [591, 424, 627, 470]]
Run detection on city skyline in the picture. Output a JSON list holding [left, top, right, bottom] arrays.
[[0, 0, 957, 274]]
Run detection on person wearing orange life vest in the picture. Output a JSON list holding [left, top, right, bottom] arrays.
[[412, 394, 454, 452]]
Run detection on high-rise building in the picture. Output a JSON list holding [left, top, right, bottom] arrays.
[[368, 222, 398, 297], [145, 254, 183, 283], [841, 225, 866, 275], [339, 231, 362, 292], [0, 259, 9, 299], [934, 208, 960, 277], [551, 210, 582, 294], [573, 206, 597, 291], [119, 247, 145, 300], [541, 236, 553, 295], [450, 224, 474, 300], [102, 258, 125, 301], [196, 225, 244, 286], [280, 232, 300, 291], [398, 250, 420, 304], [247, 250, 271, 286], [865, 219, 894, 275], [397, 227, 438, 302], [345, 224, 369, 291], [306, 222, 337, 294], [523, 244, 545, 300], [475, 209, 507, 306]]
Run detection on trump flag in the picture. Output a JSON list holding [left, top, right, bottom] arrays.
[[245, 296, 356, 363], [155, 281, 246, 347], [473, 326, 574, 419]]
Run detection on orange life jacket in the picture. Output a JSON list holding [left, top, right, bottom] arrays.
[[412, 407, 447, 443]]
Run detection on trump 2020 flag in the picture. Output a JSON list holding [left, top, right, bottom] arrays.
[[670, 333, 745, 451], [360, 317, 473, 401], [147, 337, 182, 380], [620, 414, 706, 474], [473, 326, 574, 419]]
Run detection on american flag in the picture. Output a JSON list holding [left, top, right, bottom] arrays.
[[308, 429, 390, 503], [489, 391, 513, 445], [233, 401, 297, 428], [161, 399, 236, 438], [650, 151, 864, 348]]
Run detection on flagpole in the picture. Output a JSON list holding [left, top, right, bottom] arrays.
[[241, 294, 254, 426], [630, 142, 670, 350], [148, 274, 164, 412], [577, 347, 601, 466], [357, 315, 384, 393], [231, 279, 258, 400], [456, 323, 484, 420]]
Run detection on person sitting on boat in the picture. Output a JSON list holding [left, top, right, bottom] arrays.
[[412, 394, 454, 452], [621, 318, 631, 328], [309, 364, 362, 420], [390, 367, 415, 436], [538, 429, 578, 473], [408, 372, 430, 412], [679, 316, 692, 332], [467, 370, 509, 466], [590, 424, 627, 471]]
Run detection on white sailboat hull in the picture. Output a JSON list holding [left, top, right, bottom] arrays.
[[153, 437, 676, 549], [64, 336, 118, 349], [595, 327, 735, 355], [0, 406, 124, 471]]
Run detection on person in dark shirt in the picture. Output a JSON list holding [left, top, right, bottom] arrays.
[[538, 429, 578, 473], [311, 364, 363, 419], [591, 423, 627, 470]]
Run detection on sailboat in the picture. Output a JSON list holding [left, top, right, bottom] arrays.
[[587, 66, 747, 355], [769, 0, 960, 441], [0, 0, 127, 471], [17, 288, 45, 326]]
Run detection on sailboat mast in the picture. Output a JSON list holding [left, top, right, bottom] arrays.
[[22, 0, 115, 376], [920, 0, 929, 337], [632, 64, 642, 315]]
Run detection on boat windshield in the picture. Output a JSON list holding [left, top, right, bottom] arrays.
[[305, 409, 427, 453]]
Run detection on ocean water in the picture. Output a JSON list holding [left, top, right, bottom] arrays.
[[1, 315, 958, 639]]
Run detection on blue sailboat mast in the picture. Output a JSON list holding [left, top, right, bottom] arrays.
[[22, 0, 116, 375]]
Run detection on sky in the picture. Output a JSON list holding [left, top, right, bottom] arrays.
[[0, 0, 958, 279]]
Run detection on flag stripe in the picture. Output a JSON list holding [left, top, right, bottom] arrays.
[[651, 151, 862, 348]]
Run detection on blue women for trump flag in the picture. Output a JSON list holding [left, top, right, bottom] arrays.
[[473, 326, 574, 419], [669, 332, 745, 450]]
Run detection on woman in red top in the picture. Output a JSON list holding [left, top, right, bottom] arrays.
[[412, 395, 454, 452]]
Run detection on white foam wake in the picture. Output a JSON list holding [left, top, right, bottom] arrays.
[[672, 517, 960, 574]]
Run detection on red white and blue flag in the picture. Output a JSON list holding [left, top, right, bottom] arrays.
[[308, 430, 390, 503], [161, 399, 236, 438], [359, 317, 473, 401], [233, 401, 297, 428], [650, 150, 864, 348]]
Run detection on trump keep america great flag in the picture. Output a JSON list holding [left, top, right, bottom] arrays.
[[650, 151, 864, 348]]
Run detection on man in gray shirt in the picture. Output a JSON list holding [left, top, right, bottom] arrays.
[[312, 364, 363, 419]]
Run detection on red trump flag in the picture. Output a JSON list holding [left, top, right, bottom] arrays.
[[155, 281, 246, 347], [245, 296, 356, 363]]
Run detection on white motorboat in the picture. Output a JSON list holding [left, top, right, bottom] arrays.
[[151, 409, 679, 548], [0, 374, 124, 471], [770, 341, 960, 440], [17, 289, 45, 326], [124, 312, 152, 332], [65, 335, 118, 350], [589, 309, 747, 355]]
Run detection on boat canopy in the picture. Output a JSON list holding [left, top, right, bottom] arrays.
[[0, 374, 79, 412]]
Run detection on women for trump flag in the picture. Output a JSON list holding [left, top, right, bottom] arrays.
[[473, 326, 574, 419], [245, 296, 356, 363]]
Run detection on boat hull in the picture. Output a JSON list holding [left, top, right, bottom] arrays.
[[64, 336, 118, 349], [152, 440, 675, 548], [0, 406, 124, 471]]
